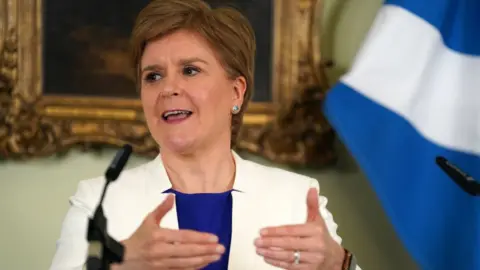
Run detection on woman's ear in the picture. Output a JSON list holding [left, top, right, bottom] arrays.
[[232, 76, 247, 107]]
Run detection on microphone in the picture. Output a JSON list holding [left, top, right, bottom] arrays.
[[105, 144, 133, 182], [435, 156, 480, 196], [85, 144, 133, 270]]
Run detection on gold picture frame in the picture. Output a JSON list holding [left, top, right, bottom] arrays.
[[0, 0, 336, 167]]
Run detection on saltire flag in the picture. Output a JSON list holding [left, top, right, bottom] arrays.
[[322, 0, 480, 269]]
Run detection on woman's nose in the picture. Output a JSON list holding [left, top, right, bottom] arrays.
[[161, 88, 179, 97], [160, 75, 182, 97]]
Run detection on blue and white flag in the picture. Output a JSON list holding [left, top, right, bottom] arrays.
[[323, 0, 480, 269]]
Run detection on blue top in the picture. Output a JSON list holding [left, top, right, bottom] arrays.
[[163, 189, 233, 270]]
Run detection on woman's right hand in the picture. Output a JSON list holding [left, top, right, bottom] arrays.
[[112, 194, 225, 270]]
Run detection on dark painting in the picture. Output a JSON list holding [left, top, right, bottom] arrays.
[[43, 0, 273, 102]]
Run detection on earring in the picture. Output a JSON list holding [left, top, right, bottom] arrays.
[[232, 105, 240, 114]]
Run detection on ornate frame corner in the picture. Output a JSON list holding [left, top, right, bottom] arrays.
[[0, 0, 336, 167]]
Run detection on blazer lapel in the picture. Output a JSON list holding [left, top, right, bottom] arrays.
[[159, 194, 179, 229], [228, 152, 264, 269], [228, 152, 285, 270], [144, 155, 179, 230], [228, 191, 261, 269]]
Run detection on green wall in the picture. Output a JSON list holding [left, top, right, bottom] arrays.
[[0, 0, 419, 269]]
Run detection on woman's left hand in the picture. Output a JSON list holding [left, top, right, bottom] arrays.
[[254, 188, 345, 270]]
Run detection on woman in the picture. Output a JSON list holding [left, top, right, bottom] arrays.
[[50, 0, 360, 269]]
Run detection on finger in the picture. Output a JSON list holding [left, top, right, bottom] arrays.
[[150, 254, 222, 269], [147, 242, 225, 258], [260, 223, 322, 237], [152, 194, 175, 224], [306, 187, 320, 223], [263, 257, 309, 270], [254, 236, 323, 252], [154, 228, 219, 244], [256, 248, 323, 265]]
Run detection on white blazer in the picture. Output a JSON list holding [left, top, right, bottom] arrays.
[[50, 152, 361, 270]]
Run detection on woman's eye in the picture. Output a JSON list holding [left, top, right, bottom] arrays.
[[183, 66, 200, 76], [144, 72, 162, 82]]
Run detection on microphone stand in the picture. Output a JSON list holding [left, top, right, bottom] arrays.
[[85, 144, 133, 270]]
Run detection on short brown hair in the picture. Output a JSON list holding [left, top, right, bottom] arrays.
[[131, 0, 256, 147]]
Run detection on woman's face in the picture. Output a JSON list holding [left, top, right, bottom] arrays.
[[140, 29, 246, 154]]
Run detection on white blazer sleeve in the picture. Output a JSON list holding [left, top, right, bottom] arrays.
[[49, 180, 96, 270], [311, 180, 362, 270]]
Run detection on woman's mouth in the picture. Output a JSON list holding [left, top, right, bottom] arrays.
[[161, 110, 193, 123]]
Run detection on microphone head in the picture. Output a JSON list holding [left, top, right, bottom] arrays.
[[122, 144, 133, 155], [435, 155, 480, 196], [105, 144, 133, 181], [435, 156, 446, 165]]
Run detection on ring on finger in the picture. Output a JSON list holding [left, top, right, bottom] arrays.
[[293, 250, 300, 265]]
